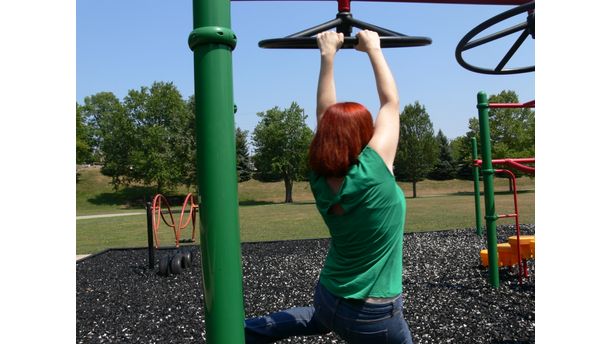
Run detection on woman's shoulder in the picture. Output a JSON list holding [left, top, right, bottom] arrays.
[[355, 146, 394, 178]]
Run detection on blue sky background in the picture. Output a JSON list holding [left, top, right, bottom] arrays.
[[77, 0, 534, 140]]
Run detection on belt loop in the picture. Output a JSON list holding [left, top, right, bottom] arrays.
[[392, 295, 400, 314]]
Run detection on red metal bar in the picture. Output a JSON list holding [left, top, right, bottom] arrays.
[[474, 158, 535, 175], [495, 169, 524, 284], [231, 0, 532, 5], [492, 158, 534, 164], [504, 159, 535, 174], [497, 213, 517, 218], [178, 193, 199, 242], [488, 100, 535, 108], [475, 158, 535, 165], [152, 194, 179, 248], [474, 158, 535, 166]]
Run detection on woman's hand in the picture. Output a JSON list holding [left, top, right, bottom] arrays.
[[355, 30, 381, 53], [317, 31, 344, 56]]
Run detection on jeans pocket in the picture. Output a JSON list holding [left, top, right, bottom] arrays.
[[347, 328, 388, 344]]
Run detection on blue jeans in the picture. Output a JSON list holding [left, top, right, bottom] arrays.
[[245, 282, 413, 344]]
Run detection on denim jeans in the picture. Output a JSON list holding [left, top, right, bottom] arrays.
[[245, 282, 413, 344]]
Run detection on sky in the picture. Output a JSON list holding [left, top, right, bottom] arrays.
[[77, 0, 535, 140]]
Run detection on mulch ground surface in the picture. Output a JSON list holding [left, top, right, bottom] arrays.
[[77, 225, 535, 343]]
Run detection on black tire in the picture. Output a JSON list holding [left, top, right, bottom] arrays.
[[181, 250, 192, 269], [170, 253, 184, 275], [158, 255, 170, 276]]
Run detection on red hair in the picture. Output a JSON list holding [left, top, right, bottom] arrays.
[[309, 102, 374, 177]]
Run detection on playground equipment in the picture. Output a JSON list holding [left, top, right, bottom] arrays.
[[145, 194, 198, 270], [473, 154, 535, 284], [258, 0, 432, 49], [150, 193, 198, 248], [158, 248, 195, 276], [456, 1, 534, 74], [188, 0, 534, 341], [472, 93, 535, 287]]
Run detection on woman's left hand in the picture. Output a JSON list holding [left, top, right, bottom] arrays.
[[316, 31, 344, 56]]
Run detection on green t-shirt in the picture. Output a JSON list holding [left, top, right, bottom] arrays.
[[309, 146, 406, 299]]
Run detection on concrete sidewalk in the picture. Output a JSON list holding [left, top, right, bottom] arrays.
[[77, 212, 144, 220]]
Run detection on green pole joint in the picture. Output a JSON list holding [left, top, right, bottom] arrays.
[[188, 26, 237, 51], [485, 214, 499, 221]]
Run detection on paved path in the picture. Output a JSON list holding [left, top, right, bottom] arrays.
[[76, 212, 144, 220]]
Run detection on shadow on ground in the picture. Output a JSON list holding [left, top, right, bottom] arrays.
[[88, 187, 194, 209]]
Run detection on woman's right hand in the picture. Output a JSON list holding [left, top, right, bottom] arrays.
[[355, 30, 381, 53], [317, 31, 344, 56]]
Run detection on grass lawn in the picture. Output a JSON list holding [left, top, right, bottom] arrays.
[[76, 166, 535, 254]]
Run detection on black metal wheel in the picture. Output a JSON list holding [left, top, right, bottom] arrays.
[[455, 1, 534, 75]]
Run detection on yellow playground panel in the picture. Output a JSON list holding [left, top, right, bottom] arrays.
[[480, 235, 535, 267]]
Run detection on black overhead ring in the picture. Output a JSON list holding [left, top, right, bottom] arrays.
[[455, 1, 535, 75]]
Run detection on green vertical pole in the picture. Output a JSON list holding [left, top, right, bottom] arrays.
[[477, 91, 499, 288], [189, 0, 245, 342], [471, 137, 483, 237]]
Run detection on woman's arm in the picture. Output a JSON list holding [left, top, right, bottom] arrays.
[[316, 31, 344, 125], [356, 30, 400, 173]]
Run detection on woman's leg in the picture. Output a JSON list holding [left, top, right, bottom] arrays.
[[244, 282, 338, 343], [244, 305, 331, 343]]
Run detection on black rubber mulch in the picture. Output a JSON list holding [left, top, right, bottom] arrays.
[[77, 225, 535, 343]]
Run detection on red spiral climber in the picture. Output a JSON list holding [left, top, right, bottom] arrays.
[[151, 193, 199, 248]]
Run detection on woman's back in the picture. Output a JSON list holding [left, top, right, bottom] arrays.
[[310, 146, 406, 299]]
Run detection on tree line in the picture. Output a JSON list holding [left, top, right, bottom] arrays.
[[77, 81, 534, 201]]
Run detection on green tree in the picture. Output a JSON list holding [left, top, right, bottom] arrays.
[[487, 91, 535, 158], [76, 103, 93, 164], [395, 102, 438, 198], [252, 102, 313, 203], [453, 90, 535, 180], [450, 136, 474, 180], [236, 127, 252, 182], [428, 130, 456, 180], [124, 82, 193, 193], [79, 92, 124, 163], [449, 136, 467, 163], [97, 97, 135, 189], [184, 95, 198, 188]]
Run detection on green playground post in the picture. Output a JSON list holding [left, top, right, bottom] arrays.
[[477, 91, 499, 288], [189, 0, 246, 342], [471, 137, 483, 237]]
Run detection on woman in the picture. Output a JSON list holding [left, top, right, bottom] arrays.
[[245, 30, 412, 344]]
